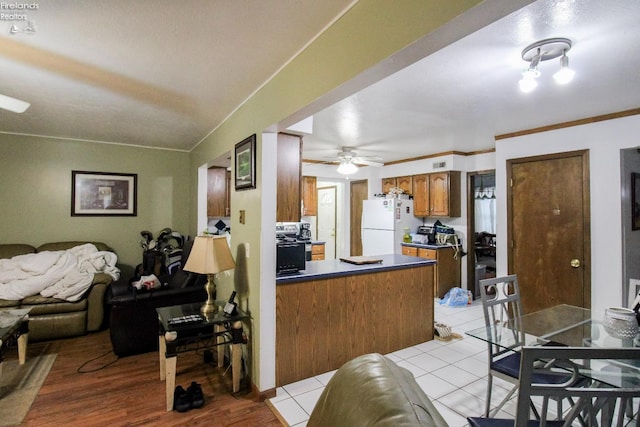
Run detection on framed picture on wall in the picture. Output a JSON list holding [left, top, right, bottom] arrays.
[[71, 171, 137, 216], [235, 134, 256, 190], [633, 172, 640, 230]]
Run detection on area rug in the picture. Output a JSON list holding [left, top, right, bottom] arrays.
[[0, 344, 56, 427]]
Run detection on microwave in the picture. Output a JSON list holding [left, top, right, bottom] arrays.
[[276, 241, 306, 275]]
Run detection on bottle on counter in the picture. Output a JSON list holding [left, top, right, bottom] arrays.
[[403, 227, 412, 243]]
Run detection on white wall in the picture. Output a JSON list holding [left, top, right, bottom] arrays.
[[496, 114, 640, 319]]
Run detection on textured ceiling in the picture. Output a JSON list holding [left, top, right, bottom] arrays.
[[302, 0, 640, 163], [1, 0, 638, 162], [0, 0, 355, 151]]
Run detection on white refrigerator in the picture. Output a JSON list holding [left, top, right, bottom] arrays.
[[361, 199, 422, 256]]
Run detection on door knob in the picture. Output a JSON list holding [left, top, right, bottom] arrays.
[[570, 259, 581, 268]]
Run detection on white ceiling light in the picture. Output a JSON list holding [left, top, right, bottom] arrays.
[[0, 93, 30, 113], [519, 37, 574, 93], [553, 50, 575, 84], [337, 160, 358, 175]]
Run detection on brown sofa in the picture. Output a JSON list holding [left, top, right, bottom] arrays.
[[0, 241, 116, 341], [307, 353, 448, 427]]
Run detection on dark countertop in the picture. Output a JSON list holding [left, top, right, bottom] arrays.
[[276, 254, 436, 285], [401, 242, 461, 249]]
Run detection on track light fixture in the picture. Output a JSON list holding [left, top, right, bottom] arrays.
[[519, 37, 574, 93]]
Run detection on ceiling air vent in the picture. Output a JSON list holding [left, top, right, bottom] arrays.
[[433, 161, 447, 169]]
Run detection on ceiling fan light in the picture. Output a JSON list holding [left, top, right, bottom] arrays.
[[553, 53, 575, 84], [0, 93, 30, 113], [337, 161, 358, 175]]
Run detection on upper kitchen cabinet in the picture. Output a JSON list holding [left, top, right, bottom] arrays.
[[207, 166, 230, 217], [382, 177, 396, 194], [410, 171, 461, 218], [302, 175, 317, 216], [397, 175, 413, 195], [277, 133, 302, 222], [428, 171, 460, 217], [412, 174, 429, 216]]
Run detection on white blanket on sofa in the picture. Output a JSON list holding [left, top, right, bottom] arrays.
[[0, 243, 120, 302]]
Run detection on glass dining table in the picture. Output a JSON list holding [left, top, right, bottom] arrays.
[[465, 304, 640, 389]]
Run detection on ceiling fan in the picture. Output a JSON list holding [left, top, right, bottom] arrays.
[[324, 147, 383, 175], [328, 146, 383, 166]]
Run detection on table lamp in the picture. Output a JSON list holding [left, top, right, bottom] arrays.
[[183, 235, 236, 315]]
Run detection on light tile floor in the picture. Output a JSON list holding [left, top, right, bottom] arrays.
[[268, 299, 640, 426], [269, 299, 519, 426]]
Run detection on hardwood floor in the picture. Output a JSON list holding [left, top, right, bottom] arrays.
[[14, 330, 281, 426]]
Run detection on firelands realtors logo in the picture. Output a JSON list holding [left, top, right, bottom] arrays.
[[1, 2, 39, 35]]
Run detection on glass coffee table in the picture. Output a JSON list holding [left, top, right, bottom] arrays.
[[0, 308, 31, 379], [156, 302, 249, 411]]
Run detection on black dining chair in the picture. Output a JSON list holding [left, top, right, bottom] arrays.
[[479, 275, 577, 417], [468, 346, 640, 427]]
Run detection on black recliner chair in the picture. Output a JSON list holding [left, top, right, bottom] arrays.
[[107, 238, 207, 357]]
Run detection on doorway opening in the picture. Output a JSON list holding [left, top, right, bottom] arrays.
[[467, 171, 496, 298], [317, 185, 337, 260]]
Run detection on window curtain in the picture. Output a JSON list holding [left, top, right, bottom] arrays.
[[475, 187, 496, 234]]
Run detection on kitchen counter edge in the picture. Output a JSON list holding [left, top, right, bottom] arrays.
[[401, 242, 461, 249], [276, 254, 436, 285]]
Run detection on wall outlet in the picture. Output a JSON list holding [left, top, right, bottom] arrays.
[[245, 243, 249, 258]]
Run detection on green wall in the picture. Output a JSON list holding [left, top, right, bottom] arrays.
[[0, 134, 190, 275]]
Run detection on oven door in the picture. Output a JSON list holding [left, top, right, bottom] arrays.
[[276, 241, 306, 274]]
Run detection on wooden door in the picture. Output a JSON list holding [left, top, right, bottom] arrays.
[[508, 150, 591, 313], [429, 172, 450, 216], [413, 174, 428, 217], [350, 180, 368, 256]]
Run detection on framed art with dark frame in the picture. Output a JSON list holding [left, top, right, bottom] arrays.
[[235, 134, 256, 190], [633, 172, 640, 230], [71, 171, 137, 216]]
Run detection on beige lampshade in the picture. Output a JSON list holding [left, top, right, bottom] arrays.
[[183, 235, 235, 274]]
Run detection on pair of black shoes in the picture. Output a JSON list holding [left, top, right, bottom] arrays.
[[174, 381, 205, 412]]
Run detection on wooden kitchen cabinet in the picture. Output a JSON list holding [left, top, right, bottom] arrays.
[[429, 171, 460, 217], [207, 167, 230, 217], [412, 174, 429, 216], [397, 175, 413, 195], [401, 244, 461, 298], [417, 246, 461, 298], [277, 133, 302, 222], [302, 176, 317, 216], [412, 171, 461, 217], [311, 243, 325, 260], [401, 246, 418, 256], [382, 177, 397, 194]]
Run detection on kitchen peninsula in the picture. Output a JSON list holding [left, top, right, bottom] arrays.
[[275, 254, 435, 386]]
